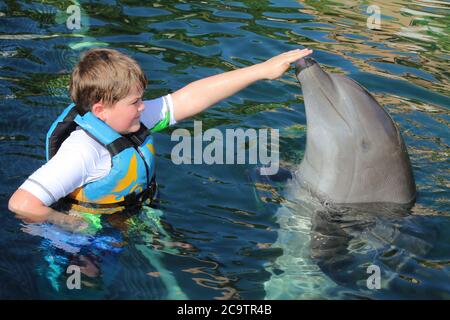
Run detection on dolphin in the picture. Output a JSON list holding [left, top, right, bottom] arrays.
[[294, 57, 416, 205], [260, 58, 437, 299]]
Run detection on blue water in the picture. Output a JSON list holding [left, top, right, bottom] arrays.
[[0, 0, 449, 299]]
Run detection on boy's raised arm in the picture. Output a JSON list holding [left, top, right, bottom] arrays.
[[171, 48, 312, 122]]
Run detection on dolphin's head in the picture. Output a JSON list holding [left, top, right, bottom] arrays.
[[295, 57, 400, 151], [293, 57, 415, 204]]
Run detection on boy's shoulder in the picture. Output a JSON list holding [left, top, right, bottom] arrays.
[[59, 128, 110, 161]]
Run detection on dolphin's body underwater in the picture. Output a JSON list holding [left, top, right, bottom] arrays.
[[261, 58, 436, 299]]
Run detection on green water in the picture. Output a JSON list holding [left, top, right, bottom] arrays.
[[0, 0, 449, 299]]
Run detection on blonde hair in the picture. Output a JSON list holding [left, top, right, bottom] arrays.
[[69, 48, 147, 113]]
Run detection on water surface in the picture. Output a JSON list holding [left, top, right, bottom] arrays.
[[0, 0, 449, 299]]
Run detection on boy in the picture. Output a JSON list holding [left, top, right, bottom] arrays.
[[9, 47, 312, 232]]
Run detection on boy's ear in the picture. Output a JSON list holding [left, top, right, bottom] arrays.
[[92, 102, 107, 121]]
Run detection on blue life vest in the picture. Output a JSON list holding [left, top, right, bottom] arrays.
[[46, 103, 156, 214]]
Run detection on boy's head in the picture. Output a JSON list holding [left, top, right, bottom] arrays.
[[69, 48, 147, 133]]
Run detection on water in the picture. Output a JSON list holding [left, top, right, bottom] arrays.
[[0, 0, 449, 299]]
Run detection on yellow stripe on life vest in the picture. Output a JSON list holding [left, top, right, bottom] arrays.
[[112, 153, 139, 193], [147, 143, 155, 155]]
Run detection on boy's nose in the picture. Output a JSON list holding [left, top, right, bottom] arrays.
[[137, 101, 145, 112]]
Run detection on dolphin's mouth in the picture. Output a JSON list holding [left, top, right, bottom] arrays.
[[295, 57, 318, 76]]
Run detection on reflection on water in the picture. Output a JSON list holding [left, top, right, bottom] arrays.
[[300, 0, 449, 95], [0, 0, 449, 299]]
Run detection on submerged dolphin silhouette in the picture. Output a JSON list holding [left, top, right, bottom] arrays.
[[295, 57, 416, 205]]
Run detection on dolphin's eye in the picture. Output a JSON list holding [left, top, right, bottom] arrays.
[[361, 139, 370, 152]]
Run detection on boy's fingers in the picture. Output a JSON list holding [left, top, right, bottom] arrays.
[[293, 48, 313, 55], [285, 48, 312, 54], [283, 49, 312, 58], [283, 49, 299, 54], [286, 49, 313, 63], [282, 48, 305, 55]]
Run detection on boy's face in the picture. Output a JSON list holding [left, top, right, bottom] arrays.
[[101, 86, 144, 134]]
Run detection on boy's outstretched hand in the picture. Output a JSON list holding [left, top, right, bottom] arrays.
[[259, 48, 313, 80], [172, 47, 313, 122]]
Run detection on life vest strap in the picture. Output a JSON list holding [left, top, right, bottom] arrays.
[[106, 124, 150, 156], [124, 124, 149, 145], [47, 107, 79, 160], [106, 137, 134, 156]]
